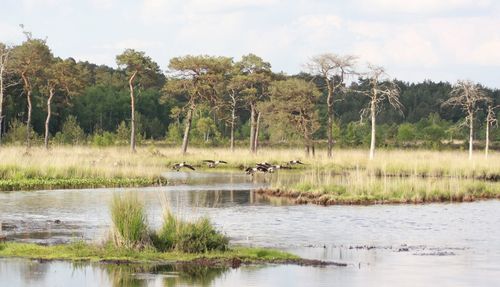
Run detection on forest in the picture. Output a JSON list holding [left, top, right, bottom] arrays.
[[1, 33, 499, 155]]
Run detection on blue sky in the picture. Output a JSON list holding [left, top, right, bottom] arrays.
[[2, 0, 500, 88]]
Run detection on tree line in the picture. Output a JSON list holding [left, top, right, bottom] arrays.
[[0, 30, 499, 159]]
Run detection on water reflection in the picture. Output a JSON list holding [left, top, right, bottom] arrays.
[[1, 172, 500, 286]]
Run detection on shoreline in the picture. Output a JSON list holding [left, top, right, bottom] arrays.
[[255, 188, 500, 206], [0, 242, 345, 268]]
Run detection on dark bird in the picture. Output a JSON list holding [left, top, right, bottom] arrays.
[[172, 162, 196, 171], [203, 160, 228, 168], [245, 167, 259, 175]]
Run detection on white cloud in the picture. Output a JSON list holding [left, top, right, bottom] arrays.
[[355, 0, 493, 14]]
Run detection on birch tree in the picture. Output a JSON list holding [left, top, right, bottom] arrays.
[[361, 65, 402, 160], [485, 104, 498, 159], [306, 53, 357, 158], [10, 32, 52, 149], [163, 55, 232, 154], [116, 49, 161, 152], [442, 80, 490, 160]]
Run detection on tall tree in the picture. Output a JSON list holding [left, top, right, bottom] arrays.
[[163, 55, 232, 154], [116, 49, 161, 152], [485, 104, 498, 159], [234, 54, 272, 153], [360, 65, 402, 160], [10, 30, 52, 149], [224, 67, 244, 151], [42, 58, 84, 149], [0, 43, 15, 145], [267, 78, 321, 156], [442, 80, 490, 160], [306, 53, 357, 158]]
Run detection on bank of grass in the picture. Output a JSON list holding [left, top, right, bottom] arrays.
[[262, 170, 500, 205], [0, 241, 299, 266], [0, 177, 156, 191]]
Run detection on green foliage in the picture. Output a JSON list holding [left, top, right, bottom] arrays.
[[166, 123, 183, 143], [92, 131, 116, 147], [397, 123, 417, 142], [174, 217, 229, 253], [4, 118, 38, 144], [115, 121, 129, 142], [153, 211, 229, 253], [54, 115, 86, 145], [110, 193, 150, 249]]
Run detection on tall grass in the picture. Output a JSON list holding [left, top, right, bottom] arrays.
[[110, 193, 150, 249], [0, 146, 498, 181], [266, 169, 500, 204], [109, 192, 228, 253], [152, 211, 229, 253]]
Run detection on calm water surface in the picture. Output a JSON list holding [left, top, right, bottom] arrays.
[[0, 172, 499, 286]]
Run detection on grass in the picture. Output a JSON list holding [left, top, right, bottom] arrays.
[[0, 177, 155, 191], [153, 211, 229, 253], [0, 241, 298, 265], [0, 146, 498, 181], [110, 193, 229, 253], [110, 193, 150, 249], [263, 169, 500, 205]]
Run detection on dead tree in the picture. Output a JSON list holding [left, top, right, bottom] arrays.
[[306, 53, 357, 158], [360, 65, 402, 160], [442, 80, 490, 160], [485, 105, 498, 159]]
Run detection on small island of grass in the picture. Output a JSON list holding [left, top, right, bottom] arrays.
[[0, 192, 342, 268]]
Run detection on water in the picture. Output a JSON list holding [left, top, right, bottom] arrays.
[[1, 172, 499, 286]]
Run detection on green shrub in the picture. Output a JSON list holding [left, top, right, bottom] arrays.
[[54, 116, 86, 145], [153, 211, 228, 253], [92, 131, 116, 146], [4, 118, 38, 144], [174, 217, 229, 253], [110, 193, 150, 249]]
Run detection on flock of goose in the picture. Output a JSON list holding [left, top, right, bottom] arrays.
[[171, 159, 305, 174]]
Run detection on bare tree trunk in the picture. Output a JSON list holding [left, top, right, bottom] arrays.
[[327, 92, 333, 158], [44, 88, 54, 150], [0, 59, 4, 146], [230, 104, 235, 151], [129, 71, 137, 153], [369, 98, 376, 160], [249, 104, 256, 153], [21, 73, 32, 150], [469, 112, 474, 160], [181, 107, 193, 155], [485, 120, 489, 159], [254, 111, 261, 153]]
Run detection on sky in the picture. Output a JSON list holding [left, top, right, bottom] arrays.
[[2, 0, 500, 88]]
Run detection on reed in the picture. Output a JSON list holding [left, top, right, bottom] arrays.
[[265, 169, 500, 205], [0, 146, 498, 181], [109, 193, 151, 249]]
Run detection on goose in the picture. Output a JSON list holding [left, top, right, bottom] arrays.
[[203, 160, 228, 168], [245, 167, 259, 175], [287, 160, 305, 165], [172, 162, 196, 171]]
